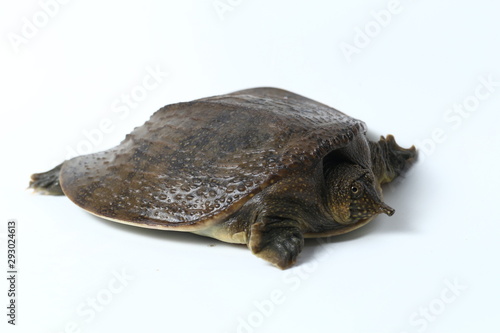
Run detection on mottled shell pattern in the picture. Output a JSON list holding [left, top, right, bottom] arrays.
[[59, 88, 365, 230]]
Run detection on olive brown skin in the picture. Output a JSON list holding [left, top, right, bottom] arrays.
[[30, 87, 417, 269]]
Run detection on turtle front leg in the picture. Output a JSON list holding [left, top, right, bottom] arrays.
[[248, 217, 304, 269], [369, 135, 417, 185]]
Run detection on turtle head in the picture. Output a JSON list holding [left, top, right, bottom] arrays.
[[326, 163, 395, 225]]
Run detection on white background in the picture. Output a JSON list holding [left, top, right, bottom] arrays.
[[1, 0, 499, 332]]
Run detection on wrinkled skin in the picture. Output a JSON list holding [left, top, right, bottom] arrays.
[[198, 134, 416, 268]]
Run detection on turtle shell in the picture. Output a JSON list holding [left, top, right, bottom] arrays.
[[59, 88, 366, 230]]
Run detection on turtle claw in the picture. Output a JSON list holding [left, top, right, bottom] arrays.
[[371, 135, 418, 184], [248, 220, 304, 269], [386, 135, 417, 162], [384, 134, 418, 178]]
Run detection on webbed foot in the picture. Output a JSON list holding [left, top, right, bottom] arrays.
[[370, 135, 417, 184], [248, 219, 304, 269]]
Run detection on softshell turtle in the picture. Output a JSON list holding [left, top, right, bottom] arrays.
[[30, 87, 417, 269]]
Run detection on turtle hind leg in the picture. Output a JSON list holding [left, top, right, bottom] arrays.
[[29, 163, 65, 195], [370, 135, 418, 185]]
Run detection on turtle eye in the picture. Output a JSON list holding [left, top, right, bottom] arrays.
[[350, 182, 363, 198]]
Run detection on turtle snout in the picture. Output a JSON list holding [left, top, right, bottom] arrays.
[[379, 202, 395, 216], [349, 198, 395, 221]]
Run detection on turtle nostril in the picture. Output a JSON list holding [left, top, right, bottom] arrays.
[[380, 203, 395, 216]]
